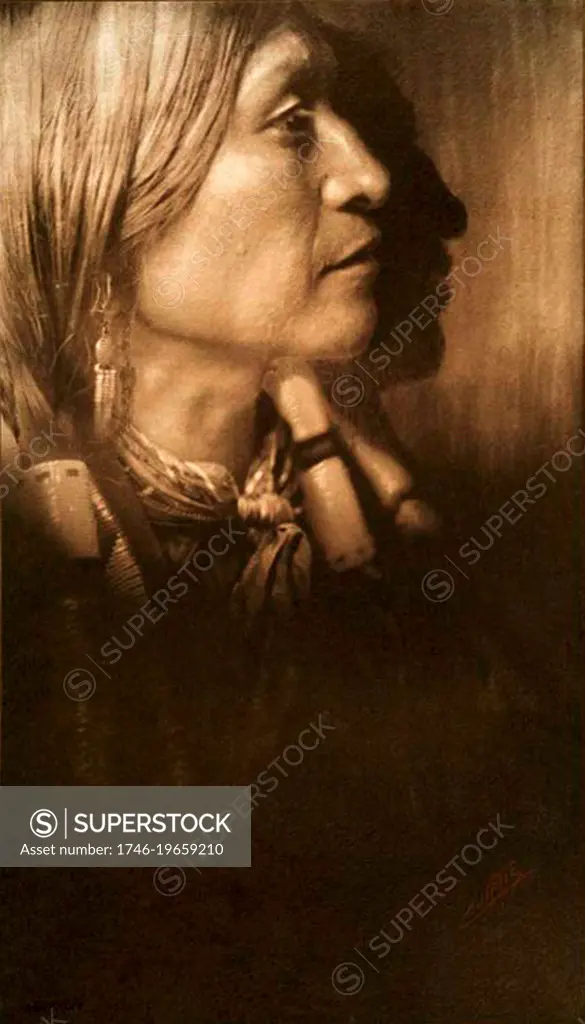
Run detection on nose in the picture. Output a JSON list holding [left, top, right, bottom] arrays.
[[319, 111, 390, 212]]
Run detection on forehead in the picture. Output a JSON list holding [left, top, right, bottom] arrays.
[[237, 23, 337, 103]]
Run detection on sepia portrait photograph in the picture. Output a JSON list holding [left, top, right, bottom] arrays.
[[0, 0, 582, 1021]]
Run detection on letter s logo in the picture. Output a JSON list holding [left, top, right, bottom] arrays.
[[256, 770, 278, 794], [100, 641, 122, 665], [168, 575, 189, 599], [459, 542, 481, 566], [30, 809, 58, 837]]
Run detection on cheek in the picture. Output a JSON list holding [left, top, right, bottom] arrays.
[[136, 237, 209, 332], [201, 150, 319, 301], [138, 157, 321, 342], [205, 145, 317, 251]]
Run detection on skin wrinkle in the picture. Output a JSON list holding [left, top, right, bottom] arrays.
[[130, 24, 390, 481]]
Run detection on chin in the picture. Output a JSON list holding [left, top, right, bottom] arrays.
[[304, 301, 378, 363]]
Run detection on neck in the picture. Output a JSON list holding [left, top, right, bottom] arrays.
[[127, 321, 269, 487]]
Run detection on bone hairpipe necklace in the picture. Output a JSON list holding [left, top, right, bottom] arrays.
[[262, 358, 438, 573]]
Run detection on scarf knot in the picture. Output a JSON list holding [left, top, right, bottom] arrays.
[[116, 422, 312, 622]]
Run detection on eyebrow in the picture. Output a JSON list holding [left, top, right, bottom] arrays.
[[269, 40, 338, 88], [237, 34, 338, 112]]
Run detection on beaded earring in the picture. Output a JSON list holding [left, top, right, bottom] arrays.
[[93, 275, 116, 439], [92, 276, 135, 439]]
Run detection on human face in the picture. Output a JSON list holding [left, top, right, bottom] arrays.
[[136, 23, 391, 365]]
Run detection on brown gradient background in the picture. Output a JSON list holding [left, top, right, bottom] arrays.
[[324, 0, 582, 685], [388, 0, 582, 678]]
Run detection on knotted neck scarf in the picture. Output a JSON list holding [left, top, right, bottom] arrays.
[[113, 409, 312, 624]]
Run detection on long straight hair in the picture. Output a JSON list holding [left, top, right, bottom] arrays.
[[0, 0, 297, 439]]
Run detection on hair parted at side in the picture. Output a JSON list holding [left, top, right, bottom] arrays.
[[0, 0, 298, 440]]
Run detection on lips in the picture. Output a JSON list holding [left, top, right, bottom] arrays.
[[323, 233, 382, 274]]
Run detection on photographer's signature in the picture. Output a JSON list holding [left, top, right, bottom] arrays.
[[460, 859, 536, 928]]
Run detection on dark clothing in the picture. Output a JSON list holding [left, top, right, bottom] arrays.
[[1, 489, 579, 1022]]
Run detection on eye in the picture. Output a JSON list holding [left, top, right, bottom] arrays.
[[268, 102, 316, 145]]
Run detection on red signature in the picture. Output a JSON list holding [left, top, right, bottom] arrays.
[[460, 859, 536, 928]]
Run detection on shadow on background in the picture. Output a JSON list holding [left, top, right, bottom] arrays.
[[326, 22, 468, 383], [319, 15, 581, 703]]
